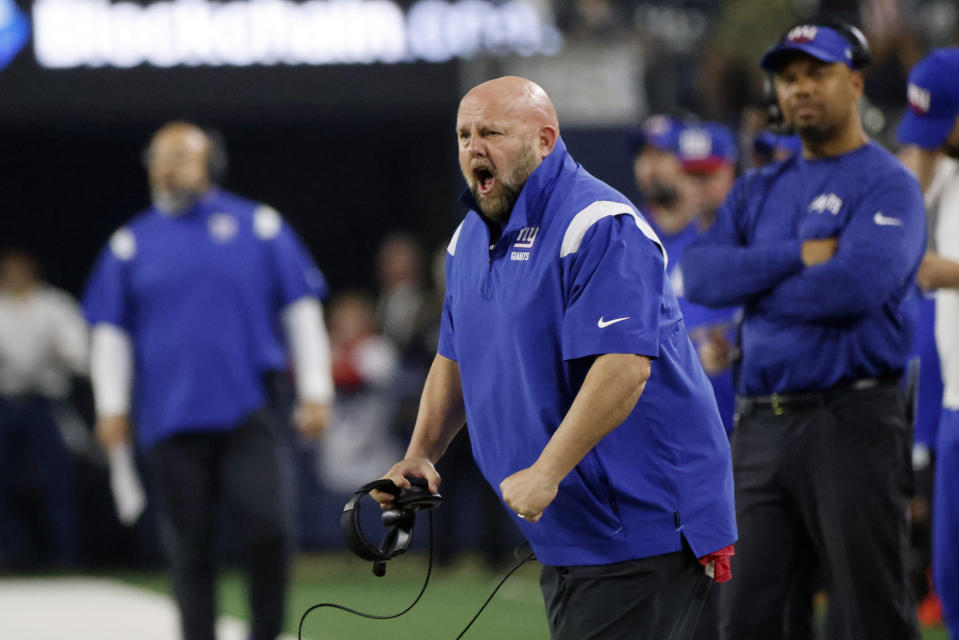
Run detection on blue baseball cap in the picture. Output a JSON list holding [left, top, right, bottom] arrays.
[[677, 123, 739, 173], [627, 115, 682, 156], [897, 48, 959, 150], [760, 25, 856, 73]]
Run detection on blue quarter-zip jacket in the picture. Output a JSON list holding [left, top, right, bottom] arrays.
[[438, 137, 736, 566]]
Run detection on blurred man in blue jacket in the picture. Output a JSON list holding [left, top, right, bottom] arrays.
[[675, 122, 740, 435], [84, 122, 333, 640], [683, 23, 924, 640]]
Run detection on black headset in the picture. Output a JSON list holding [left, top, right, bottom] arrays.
[[301, 476, 535, 640], [341, 476, 442, 577], [204, 127, 229, 183], [763, 18, 873, 133]]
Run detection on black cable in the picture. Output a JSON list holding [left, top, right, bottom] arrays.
[[453, 551, 536, 640], [297, 512, 435, 640], [297, 511, 537, 640]]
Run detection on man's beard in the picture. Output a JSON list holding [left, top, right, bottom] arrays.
[[469, 143, 540, 224], [794, 120, 841, 146], [152, 187, 201, 214]]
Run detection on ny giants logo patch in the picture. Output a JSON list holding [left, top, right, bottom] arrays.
[[208, 213, 238, 242], [511, 226, 539, 261]]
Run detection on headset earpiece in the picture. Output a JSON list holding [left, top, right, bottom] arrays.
[[763, 74, 791, 134], [341, 477, 442, 577], [808, 18, 871, 70], [204, 128, 229, 184]]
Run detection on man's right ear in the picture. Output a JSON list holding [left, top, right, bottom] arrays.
[[538, 125, 559, 158]]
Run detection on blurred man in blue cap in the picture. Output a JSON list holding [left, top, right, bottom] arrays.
[[684, 20, 925, 639], [677, 123, 738, 231], [672, 122, 741, 640], [672, 122, 740, 435], [898, 47, 959, 640], [630, 115, 698, 242]]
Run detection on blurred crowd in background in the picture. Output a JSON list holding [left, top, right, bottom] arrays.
[[0, 0, 956, 628]]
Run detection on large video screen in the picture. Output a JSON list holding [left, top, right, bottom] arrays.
[[0, 0, 560, 121]]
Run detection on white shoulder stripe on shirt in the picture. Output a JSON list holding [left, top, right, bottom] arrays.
[[254, 205, 282, 239], [109, 228, 136, 261], [447, 220, 466, 256], [560, 200, 667, 268]]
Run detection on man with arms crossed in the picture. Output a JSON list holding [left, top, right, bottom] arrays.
[[683, 23, 925, 639], [377, 76, 736, 640]]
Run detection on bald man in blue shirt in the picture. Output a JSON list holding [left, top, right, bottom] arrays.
[[377, 77, 736, 640]]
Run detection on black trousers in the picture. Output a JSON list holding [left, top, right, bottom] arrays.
[[721, 383, 920, 640], [148, 410, 293, 640], [540, 546, 711, 640]]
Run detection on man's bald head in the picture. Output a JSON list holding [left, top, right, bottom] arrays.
[[459, 76, 559, 134], [149, 122, 211, 157], [146, 121, 214, 213], [456, 77, 560, 223]]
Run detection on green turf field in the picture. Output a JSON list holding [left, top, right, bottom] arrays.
[[118, 552, 550, 640], [115, 552, 950, 640]]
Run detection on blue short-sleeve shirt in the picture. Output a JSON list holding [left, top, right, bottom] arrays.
[[439, 138, 736, 566], [83, 189, 328, 448]]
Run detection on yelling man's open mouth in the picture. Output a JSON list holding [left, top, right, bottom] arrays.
[[473, 165, 496, 195]]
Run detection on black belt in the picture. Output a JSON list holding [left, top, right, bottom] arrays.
[[737, 376, 900, 416]]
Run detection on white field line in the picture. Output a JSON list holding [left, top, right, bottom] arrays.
[[0, 577, 299, 640]]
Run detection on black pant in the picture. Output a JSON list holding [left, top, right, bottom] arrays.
[[540, 546, 711, 640], [148, 410, 293, 640], [722, 383, 920, 640]]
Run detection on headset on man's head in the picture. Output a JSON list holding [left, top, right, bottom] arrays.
[[764, 18, 873, 133]]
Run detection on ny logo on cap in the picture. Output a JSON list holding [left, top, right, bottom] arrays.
[[908, 83, 931, 115], [787, 25, 818, 43], [679, 129, 712, 160], [644, 115, 671, 137]]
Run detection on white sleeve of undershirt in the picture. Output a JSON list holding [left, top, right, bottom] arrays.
[[90, 323, 133, 417], [54, 293, 91, 376], [282, 297, 334, 404]]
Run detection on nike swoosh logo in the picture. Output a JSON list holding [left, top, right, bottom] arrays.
[[598, 316, 630, 328], [873, 211, 903, 227]]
